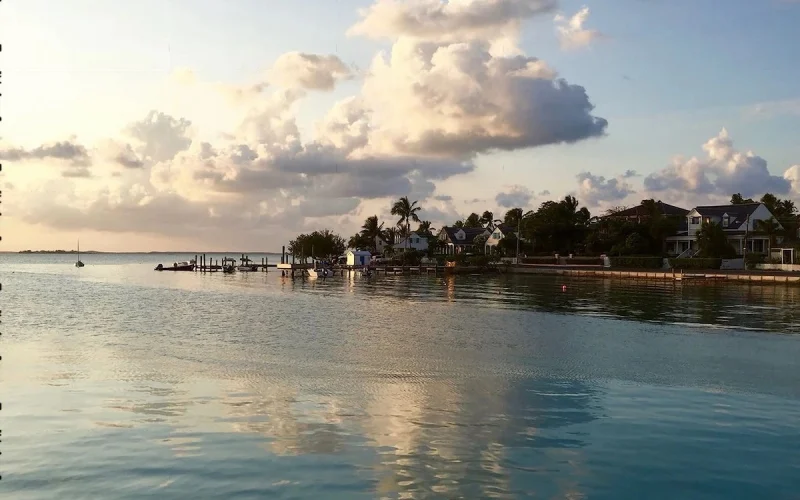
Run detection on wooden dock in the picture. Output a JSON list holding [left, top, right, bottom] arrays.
[[193, 253, 275, 273]]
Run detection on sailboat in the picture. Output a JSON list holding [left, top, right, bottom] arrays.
[[75, 240, 85, 267]]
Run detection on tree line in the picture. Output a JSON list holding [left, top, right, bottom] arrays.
[[288, 192, 799, 260]]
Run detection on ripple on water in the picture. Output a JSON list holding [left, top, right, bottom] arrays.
[[2, 257, 800, 498]]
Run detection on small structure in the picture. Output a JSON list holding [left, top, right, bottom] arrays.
[[347, 249, 372, 266]]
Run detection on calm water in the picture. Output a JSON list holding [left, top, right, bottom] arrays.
[[1, 253, 800, 499]]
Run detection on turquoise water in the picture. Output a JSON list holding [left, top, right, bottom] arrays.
[[1, 253, 799, 499]]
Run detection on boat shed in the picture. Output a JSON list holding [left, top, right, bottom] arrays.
[[346, 250, 371, 267]]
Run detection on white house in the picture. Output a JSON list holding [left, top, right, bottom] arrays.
[[392, 232, 429, 252], [484, 223, 517, 254], [665, 202, 782, 257], [346, 249, 372, 266]]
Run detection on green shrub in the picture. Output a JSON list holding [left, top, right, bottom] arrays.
[[610, 256, 663, 269], [668, 258, 721, 270]]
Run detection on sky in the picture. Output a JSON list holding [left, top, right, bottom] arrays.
[[2, 0, 800, 252]]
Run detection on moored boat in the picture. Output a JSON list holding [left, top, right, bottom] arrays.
[[155, 259, 196, 271]]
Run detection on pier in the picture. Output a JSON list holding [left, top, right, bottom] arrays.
[[193, 254, 275, 272]]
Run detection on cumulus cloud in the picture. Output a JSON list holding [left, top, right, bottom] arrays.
[[12, 0, 609, 247], [576, 171, 635, 205], [495, 185, 534, 208], [362, 38, 607, 158], [125, 111, 193, 163], [644, 128, 791, 200], [782, 165, 800, 194], [348, 0, 558, 42], [270, 52, 353, 91], [554, 6, 603, 51]]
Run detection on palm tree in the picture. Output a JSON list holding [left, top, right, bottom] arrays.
[[390, 196, 422, 251], [755, 217, 782, 252], [416, 220, 434, 236], [464, 212, 482, 228], [359, 215, 384, 252], [383, 227, 400, 247], [479, 211, 494, 227]]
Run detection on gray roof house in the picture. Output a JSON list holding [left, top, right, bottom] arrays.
[[666, 202, 782, 257]]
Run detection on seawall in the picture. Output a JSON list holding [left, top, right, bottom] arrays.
[[505, 265, 800, 284]]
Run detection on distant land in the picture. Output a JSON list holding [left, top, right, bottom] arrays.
[[9, 250, 281, 254]]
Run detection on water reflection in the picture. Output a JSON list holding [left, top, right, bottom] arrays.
[[3, 256, 800, 499]]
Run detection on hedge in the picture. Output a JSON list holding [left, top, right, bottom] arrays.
[[668, 258, 722, 270], [610, 256, 663, 269]]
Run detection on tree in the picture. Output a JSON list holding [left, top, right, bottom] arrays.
[[416, 220, 434, 237], [383, 227, 399, 246], [289, 229, 346, 261], [464, 212, 482, 228], [390, 196, 422, 250], [503, 208, 523, 227], [479, 211, 494, 227], [731, 193, 755, 205], [453, 220, 465, 228], [473, 233, 489, 253], [348, 233, 371, 250], [359, 215, 384, 252], [696, 222, 736, 258], [755, 217, 782, 249]]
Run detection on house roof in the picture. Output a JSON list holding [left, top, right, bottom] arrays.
[[493, 223, 516, 235], [441, 226, 488, 245], [605, 201, 689, 218], [693, 203, 762, 230]]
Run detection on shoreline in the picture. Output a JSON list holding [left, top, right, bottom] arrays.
[[505, 265, 800, 284]]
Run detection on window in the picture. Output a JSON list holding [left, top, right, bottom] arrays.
[[722, 216, 729, 228], [691, 216, 700, 224]]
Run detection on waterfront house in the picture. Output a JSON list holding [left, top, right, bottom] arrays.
[[392, 232, 429, 252], [374, 235, 390, 254], [437, 226, 491, 255], [346, 249, 372, 266], [484, 223, 518, 254], [603, 201, 689, 222], [665, 202, 782, 256]]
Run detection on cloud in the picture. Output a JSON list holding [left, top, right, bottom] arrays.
[[11, 1, 609, 247], [554, 6, 604, 51], [782, 165, 800, 194], [125, 111, 193, 163], [495, 185, 534, 208], [362, 38, 607, 158], [270, 52, 353, 91], [575, 171, 635, 205], [0, 140, 91, 166], [538, 189, 550, 196], [348, 0, 558, 42], [644, 128, 791, 199]]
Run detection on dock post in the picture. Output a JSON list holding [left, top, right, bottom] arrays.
[[265, 257, 268, 272], [195, 254, 198, 272]]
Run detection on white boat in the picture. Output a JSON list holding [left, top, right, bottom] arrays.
[[307, 261, 333, 278]]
